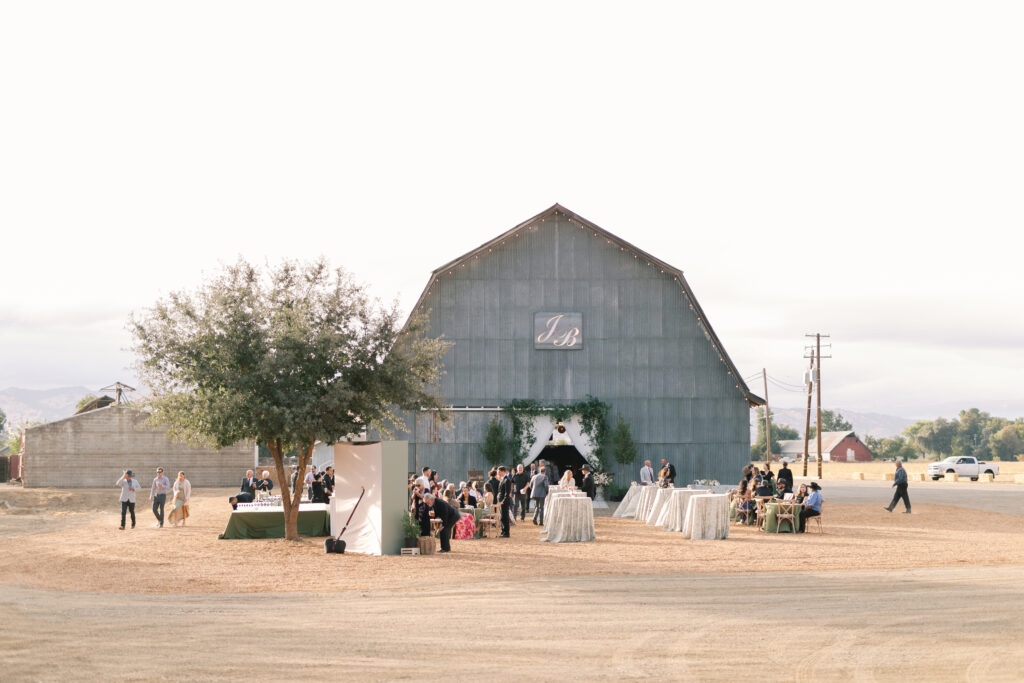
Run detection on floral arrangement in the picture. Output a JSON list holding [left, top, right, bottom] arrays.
[[693, 479, 720, 486], [593, 471, 614, 486]]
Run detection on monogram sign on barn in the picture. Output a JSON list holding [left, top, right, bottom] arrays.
[[534, 312, 583, 349]]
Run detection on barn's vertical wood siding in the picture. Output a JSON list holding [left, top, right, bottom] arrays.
[[399, 209, 753, 486]]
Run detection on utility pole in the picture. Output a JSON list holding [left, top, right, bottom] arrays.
[[802, 353, 814, 477], [762, 368, 771, 462], [804, 334, 831, 479]]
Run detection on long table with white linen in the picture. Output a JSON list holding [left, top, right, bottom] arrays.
[[682, 494, 730, 540]]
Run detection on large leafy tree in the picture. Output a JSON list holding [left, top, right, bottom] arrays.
[[130, 258, 450, 540]]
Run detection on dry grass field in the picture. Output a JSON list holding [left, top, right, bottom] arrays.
[[2, 484, 1024, 681]]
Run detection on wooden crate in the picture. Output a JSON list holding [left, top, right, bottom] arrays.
[[416, 536, 437, 556]]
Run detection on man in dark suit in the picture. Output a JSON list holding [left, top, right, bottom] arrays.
[[240, 470, 257, 498], [580, 465, 596, 500], [486, 469, 500, 503], [496, 465, 512, 537], [511, 464, 531, 521], [660, 458, 676, 485], [322, 466, 336, 499], [776, 462, 793, 493], [424, 492, 461, 552]]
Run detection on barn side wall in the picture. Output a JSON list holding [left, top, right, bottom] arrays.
[[23, 405, 254, 488]]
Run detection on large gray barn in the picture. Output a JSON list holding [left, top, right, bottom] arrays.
[[397, 205, 763, 486]]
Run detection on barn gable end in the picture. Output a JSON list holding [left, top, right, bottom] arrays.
[[398, 205, 761, 485]]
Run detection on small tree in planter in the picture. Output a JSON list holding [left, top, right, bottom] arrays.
[[480, 417, 510, 468], [402, 510, 420, 548], [610, 415, 638, 468]]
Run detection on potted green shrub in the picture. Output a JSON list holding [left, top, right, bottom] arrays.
[[402, 510, 420, 548]]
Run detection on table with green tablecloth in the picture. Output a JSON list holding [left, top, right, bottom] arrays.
[[219, 503, 332, 539], [763, 500, 799, 533]]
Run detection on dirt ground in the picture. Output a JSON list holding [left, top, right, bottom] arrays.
[[2, 485, 1024, 681]]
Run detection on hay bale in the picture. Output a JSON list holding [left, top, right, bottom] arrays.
[[1014, 474, 1024, 484], [944, 472, 959, 482], [884, 473, 895, 481], [852, 472, 864, 480], [978, 473, 994, 483], [913, 473, 926, 482]]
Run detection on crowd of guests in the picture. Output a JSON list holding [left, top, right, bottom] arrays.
[[731, 461, 822, 533], [408, 460, 598, 553]]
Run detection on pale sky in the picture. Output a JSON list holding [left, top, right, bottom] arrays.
[[2, 2, 1023, 420]]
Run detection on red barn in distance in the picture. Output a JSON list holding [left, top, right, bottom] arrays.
[[776, 431, 874, 463]]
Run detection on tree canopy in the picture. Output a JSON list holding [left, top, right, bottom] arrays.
[[130, 258, 450, 539], [807, 409, 853, 438], [751, 407, 799, 458]]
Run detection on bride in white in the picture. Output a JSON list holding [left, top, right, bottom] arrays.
[[559, 469, 576, 488]]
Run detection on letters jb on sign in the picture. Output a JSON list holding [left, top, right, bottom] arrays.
[[534, 312, 583, 349]]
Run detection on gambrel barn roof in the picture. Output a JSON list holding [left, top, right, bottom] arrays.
[[408, 203, 764, 407]]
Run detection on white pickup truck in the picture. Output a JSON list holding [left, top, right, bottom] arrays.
[[927, 456, 999, 481]]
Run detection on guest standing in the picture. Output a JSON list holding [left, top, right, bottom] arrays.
[[496, 466, 512, 538], [885, 460, 911, 513], [168, 471, 191, 527], [255, 470, 274, 493], [580, 465, 596, 500], [116, 470, 140, 530], [240, 469, 257, 498], [528, 465, 550, 525], [512, 464, 531, 521], [776, 462, 793, 493], [660, 458, 676, 485], [798, 482, 822, 532], [424, 493, 461, 553], [640, 460, 655, 485], [323, 466, 335, 499], [149, 467, 171, 527]]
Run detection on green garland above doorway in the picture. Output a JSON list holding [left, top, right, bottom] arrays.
[[504, 396, 610, 469]]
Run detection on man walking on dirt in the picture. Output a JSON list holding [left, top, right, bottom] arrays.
[[117, 470, 141, 530], [885, 460, 911, 514], [149, 467, 171, 527]]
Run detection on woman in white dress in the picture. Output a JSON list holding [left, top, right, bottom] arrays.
[[167, 471, 191, 527]]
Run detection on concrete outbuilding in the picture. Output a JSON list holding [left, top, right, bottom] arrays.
[[23, 404, 253, 488]]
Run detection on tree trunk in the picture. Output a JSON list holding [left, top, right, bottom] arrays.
[[269, 440, 315, 541]]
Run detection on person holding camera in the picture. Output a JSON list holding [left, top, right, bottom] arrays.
[[116, 470, 141, 530]]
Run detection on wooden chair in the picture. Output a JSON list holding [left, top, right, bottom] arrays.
[[755, 499, 770, 531], [805, 502, 823, 533], [477, 506, 499, 537], [775, 502, 796, 533]]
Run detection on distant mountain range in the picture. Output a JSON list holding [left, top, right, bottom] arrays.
[[754, 407, 916, 442], [0, 386, 97, 428]]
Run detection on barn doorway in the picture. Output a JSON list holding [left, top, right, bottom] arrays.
[[543, 444, 587, 484]]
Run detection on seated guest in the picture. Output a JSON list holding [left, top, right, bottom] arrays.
[[793, 483, 808, 504], [753, 478, 774, 498], [798, 482, 823, 533], [255, 471, 274, 492], [734, 484, 753, 524], [235, 491, 254, 504], [456, 485, 475, 509], [470, 481, 482, 504], [229, 496, 239, 510]]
